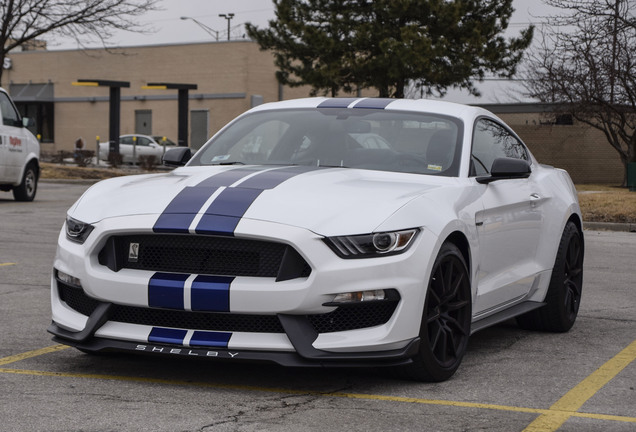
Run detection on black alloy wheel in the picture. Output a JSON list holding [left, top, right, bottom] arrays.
[[397, 242, 472, 382], [517, 221, 584, 332]]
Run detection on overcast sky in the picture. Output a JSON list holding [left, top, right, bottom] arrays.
[[45, 0, 563, 104]]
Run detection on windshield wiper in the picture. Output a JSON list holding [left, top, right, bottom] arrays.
[[212, 161, 246, 165]]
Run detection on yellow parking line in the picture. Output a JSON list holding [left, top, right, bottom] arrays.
[[523, 339, 636, 431], [0, 366, 635, 425], [0, 345, 70, 367], [1, 343, 635, 427], [0, 262, 16, 267]]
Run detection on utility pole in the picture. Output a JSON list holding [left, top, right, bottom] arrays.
[[219, 13, 235, 41]]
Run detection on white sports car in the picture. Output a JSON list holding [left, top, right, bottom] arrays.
[[49, 98, 584, 381]]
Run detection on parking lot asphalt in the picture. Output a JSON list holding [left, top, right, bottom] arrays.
[[0, 181, 635, 432]]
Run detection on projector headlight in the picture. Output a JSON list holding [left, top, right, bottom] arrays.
[[65, 216, 94, 244], [324, 228, 419, 258]]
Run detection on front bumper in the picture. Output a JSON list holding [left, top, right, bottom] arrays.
[[51, 215, 439, 366], [48, 302, 420, 367]]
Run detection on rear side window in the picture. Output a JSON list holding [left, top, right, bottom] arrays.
[[471, 118, 528, 176], [0, 92, 21, 127]]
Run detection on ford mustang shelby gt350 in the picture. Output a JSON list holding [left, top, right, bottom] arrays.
[[49, 98, 584, 381]]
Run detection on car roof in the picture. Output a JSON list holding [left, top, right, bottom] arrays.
[[247, 97, 495, 122]]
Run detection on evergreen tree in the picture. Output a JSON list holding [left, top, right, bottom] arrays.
[[246, 0, 533, 98]]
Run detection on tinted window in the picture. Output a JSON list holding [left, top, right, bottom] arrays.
[[0, 92, 21, 127], [191, 109, 463, 177], [471, 118, 528, 176]]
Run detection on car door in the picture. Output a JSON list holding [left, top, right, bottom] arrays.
[[471, 118, 545, 315], [135, 136, 157, 160], [0, 91, 28, 183]]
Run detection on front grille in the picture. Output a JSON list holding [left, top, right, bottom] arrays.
[[98, 234, 311, 281], [58, 283, 398, 335]]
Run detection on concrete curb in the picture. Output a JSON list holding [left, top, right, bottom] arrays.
[[583, 221, 636, 232], [42, 178, 102, 185]]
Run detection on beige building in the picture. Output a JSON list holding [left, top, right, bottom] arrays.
[[2, 40, 624, 184], [3, 40, 310, 154]]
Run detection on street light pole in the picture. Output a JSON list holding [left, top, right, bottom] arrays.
[[218, 13, 235, 41], [180, 16, 219, 41]]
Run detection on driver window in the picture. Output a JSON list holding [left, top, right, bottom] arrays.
[[0, 92, 21, 127], [471, 118, 528, 176]]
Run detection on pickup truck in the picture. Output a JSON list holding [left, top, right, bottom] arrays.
[[0, 88, 40, 201]]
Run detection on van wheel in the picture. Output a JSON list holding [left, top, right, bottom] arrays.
[[13, 163, 38, 202]]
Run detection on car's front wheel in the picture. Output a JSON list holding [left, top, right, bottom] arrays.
[[397, 242, 472, 382], [13, 163, 38, 202], [517, 221, 583, 332]]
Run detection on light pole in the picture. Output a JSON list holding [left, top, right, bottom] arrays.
[[218, 13, 235, 41], [180, 16, 219, 41]]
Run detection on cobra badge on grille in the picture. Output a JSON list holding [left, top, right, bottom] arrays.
[[128, 242, 140, 262]]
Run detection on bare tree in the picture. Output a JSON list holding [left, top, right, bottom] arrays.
[[0, 0, 160, 85], [525, 0, 636, 185]]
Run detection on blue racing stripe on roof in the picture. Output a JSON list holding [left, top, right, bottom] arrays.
[[317, 98, 360, 108], [191, 275, 233, 312], [353, 98, 395, 109], [190, 331, 232, 348], [148, 327, 188, 345], [148, 272, 189, 309]]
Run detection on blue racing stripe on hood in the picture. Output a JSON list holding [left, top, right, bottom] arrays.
[[195, 166, 322, 236], [153, 167, 268, 233]]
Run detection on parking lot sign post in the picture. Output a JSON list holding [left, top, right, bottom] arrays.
[[72, 79, 131, 161], [143, 83, 198, 147]]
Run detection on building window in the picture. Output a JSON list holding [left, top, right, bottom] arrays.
[[16, 102, 55, 142]]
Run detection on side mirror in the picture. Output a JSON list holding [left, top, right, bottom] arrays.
[[162, 147, 192, 167], [476, 157, 531, 184], [22, 117, 34, 127]]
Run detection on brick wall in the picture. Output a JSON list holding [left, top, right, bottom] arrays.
[[496, 112, 624, 185]]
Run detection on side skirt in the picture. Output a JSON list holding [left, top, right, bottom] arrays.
[[470, 301, 546, 335]]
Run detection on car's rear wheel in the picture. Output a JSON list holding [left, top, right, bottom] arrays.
[[397, 242, 472, 381], [517, 221, 583, 332], [13, 163, 38, 202]]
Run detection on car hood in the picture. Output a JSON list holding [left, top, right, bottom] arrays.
[[70, 166, 453, 236]]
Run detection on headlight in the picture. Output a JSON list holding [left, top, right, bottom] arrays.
[[65, 216, 94, 244], [324, 228, 419, 258]]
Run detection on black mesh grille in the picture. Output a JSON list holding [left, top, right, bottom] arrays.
[[309, 302, 398, 333], [98, 234, 311, 280], [57, 282, 397, 334]]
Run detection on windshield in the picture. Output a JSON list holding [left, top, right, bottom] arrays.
[[189, 108, 463, 176]]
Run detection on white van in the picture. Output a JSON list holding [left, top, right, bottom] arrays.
[[0, 88, 40, 201]]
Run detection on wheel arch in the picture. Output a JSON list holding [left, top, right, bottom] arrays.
[[18, 154, 40, 184], [567, 213, 584, 249], [443, 231, 471, 276]]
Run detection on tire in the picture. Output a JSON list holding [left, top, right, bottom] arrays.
[[517, 221, 583, 332], [13, 163, 38, 202], [396, 243, 472, 382]]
